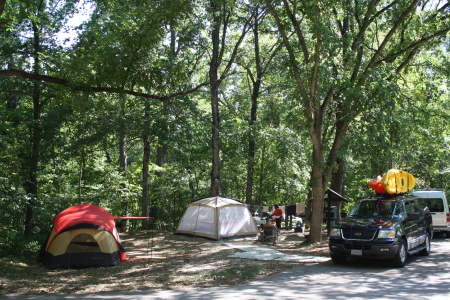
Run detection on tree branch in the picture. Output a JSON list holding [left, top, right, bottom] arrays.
[[220, 11, 253, 81], [265, 0, 309, 101], [282, 0, 309, 61], [350, 0, 380, 52], [372, 26, 450, 69], [366, 0, 421, 70], [0, 69, 211, 101]]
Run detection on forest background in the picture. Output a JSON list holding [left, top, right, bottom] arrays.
[[0, 0, 449, 253]]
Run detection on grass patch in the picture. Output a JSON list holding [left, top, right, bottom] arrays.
[[211, 265, 264, 285], [155, 273, 171, 283]]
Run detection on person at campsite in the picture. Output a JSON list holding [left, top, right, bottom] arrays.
[[260, 217, 273, 230], [273, 205, 283, 229], [259, 217, 278, 244]]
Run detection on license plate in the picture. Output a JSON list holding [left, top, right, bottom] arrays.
[[351, 249, 362, 256]]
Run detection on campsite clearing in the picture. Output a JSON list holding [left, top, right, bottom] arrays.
[[0, 230, 329, 297]]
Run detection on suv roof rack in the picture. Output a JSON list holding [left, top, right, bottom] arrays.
[[366, 194, 412, 200]]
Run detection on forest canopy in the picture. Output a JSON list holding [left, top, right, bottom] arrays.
[[0, 0, 449, 251]]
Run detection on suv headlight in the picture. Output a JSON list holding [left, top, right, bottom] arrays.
[[331, 228, 341, 237], [378, 229, 395, 238]]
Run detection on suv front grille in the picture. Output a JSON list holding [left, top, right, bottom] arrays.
[[341, 228, 378, 241], [344, 243, 371, 250]]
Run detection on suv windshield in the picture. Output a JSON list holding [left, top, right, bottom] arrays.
[[348, 200, 404, 219]]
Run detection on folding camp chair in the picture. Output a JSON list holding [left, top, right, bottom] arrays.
[[261, 225, 278, 245]]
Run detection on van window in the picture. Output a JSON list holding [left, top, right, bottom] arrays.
[[418, 198, 444, 212]]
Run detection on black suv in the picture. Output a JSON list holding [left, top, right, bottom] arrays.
[[329, 195, 433, 268]]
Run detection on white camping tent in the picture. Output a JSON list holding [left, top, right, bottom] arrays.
[[175, 196, 259, 240]]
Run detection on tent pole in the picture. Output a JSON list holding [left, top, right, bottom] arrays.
[[194, 205, 201, 239], [146, 219, 153, 259]]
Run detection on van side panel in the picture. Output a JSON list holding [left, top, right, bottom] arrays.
[[412, 191, 450, 234]]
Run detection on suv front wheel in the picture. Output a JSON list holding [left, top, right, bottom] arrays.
[[392, 239, 407, 268], [331, 254, 347, 264]]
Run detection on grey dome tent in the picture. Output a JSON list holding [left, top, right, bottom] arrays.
[[175, 196, 259, 240]]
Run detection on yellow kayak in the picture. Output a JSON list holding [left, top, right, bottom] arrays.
[[380, 169, 416, 194]]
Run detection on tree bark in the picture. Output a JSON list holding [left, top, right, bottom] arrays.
[[330, 157, 345, 222], [257, 141, 266, 206], [117, 94, 129, 230], [308, 139, 325, 242], [209, 0, 221, 196], [24, 20, 42, 236], [245, 6, 262, 208], [330, 157, 345, 196], [141, 133, 151, 230], [151, 145, 166, 226], [141, 100, 151, 230]]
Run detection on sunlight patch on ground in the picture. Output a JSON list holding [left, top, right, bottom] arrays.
[[226, 243, 329, 262], [178, 261, 226, 273]]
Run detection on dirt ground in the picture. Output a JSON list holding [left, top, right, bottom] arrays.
[[0, 230, 330, 297]]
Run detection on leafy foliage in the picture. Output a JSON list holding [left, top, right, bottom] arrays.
[[0, 0, 449, 251]]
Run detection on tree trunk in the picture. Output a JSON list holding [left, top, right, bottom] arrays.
[[246, 137, 256, 203], [308, 114, 350, 243], [24, 89, 40, 235], [77, 146, 85, 202], [150, 144, 166, 228], [330, 157, 345, 195], [117, 94, 129, 230], [308, 144, 326, 243], [24, 20, 42, 236], [257, 141, 266, 206], [141, 99, 152, 230], [209, 0, 221, 196], [141, 133, 151, 230], [330, 157, 345, 222], [245, 6, 262, 208], [118, 94, 127, 170]]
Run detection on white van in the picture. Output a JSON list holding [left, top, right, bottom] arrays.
[[412, 190, 450, 237]]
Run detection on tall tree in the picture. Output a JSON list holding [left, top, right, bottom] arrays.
[[1, 0, 207, 232], [1, 0, 79, 235], [208, 0, 252, 196], [265, 0, 450, 243], [242, 3, 281, 208]]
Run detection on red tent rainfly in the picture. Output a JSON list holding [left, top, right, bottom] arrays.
[[39, 204, 128, 268]]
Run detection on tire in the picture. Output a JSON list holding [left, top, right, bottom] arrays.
[[392, 239, 407, 268], [419, 233, 431, 256], [445, 231, 450, 238], [331, 254, 347, 264]]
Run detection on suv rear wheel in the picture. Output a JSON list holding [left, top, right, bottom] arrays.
[[392, 239, 407, 268]]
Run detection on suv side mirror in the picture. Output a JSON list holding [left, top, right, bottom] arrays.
[[407, 213, 420, 221]]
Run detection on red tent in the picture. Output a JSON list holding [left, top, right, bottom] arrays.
[[39, 204, 127, 268], [52, 204, 118, 236]]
